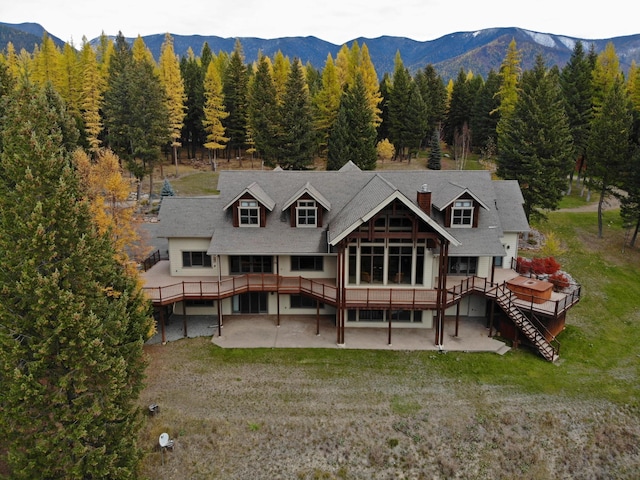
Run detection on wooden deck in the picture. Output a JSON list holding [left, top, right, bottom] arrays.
[[141, 261, 580, 319]]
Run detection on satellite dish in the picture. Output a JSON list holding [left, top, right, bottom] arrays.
[[159, 433, 171, 448]]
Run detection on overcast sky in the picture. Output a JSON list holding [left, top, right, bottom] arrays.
[[3, 0, 638, 46]]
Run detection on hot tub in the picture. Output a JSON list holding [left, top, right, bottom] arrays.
[[506, 276, 553, 304]]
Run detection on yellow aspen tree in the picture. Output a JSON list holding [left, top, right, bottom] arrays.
[[73, 148, 145, 267], [358, 43, 382, 126], [272, 50, 290, 104], [80, 40, 105, 154], [203, 60, 229, 168], [158, 33, 187, 176]]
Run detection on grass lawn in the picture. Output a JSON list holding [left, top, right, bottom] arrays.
[[138, 205, 640, 479]]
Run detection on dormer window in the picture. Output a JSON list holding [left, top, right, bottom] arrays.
[[296, 200, 317, 227], [452, 200, 474, 227], [239, 200, 259, 226]]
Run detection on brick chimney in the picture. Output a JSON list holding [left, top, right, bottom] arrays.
[[416, 184, 432, 215]]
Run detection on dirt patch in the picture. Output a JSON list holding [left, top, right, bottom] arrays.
[[138, 339, 640, 479]]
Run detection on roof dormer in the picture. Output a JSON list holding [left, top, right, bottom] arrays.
[[441, 191, 489, 228], [282, 182, 331, 228], [223, 182, 275, 228]]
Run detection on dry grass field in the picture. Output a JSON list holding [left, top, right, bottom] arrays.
[[138, 339, 639, 479]]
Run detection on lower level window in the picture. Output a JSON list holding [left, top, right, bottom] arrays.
[[290, 295, 323, 309], [182, 251, 212, 268], [185, 300, 214, 307], [347, 310, 423, 323]]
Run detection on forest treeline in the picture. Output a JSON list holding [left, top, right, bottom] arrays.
[[1, 31, 640, 239]]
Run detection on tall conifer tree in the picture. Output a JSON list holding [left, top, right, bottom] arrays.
[[222, 40, 249, 159], [0, 82, 152, 479], [203, 59, 229, 165], [586, 77, 634, 237], [247, 54, 279, 165], [497, 56, 575, 220], [560, 41, 595, 192], [327, 73, 377, 170], [277, 59, 315, 169], [158, 33, 187, 175]]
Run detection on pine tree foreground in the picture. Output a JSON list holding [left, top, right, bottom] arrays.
[[0, 84, 153, 478]]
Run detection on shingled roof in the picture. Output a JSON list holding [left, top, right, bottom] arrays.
[[155, 169, 528, 257]]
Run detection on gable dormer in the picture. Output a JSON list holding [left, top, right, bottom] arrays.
[[223, 182, 275, 228], [441, 190, 489, 228], [282, 182, 331, 228]]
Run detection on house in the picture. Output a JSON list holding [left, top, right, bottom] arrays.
[[142, 163, 581, 361]]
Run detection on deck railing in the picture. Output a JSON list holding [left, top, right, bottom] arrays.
[[448, 275, 581, 318], [141, 250, 163, 272]]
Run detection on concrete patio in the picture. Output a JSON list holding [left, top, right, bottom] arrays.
[[146, 314, 511, 355]]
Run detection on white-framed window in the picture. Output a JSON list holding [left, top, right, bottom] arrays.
[[452, 200, 474, 227], [239, 200, 259, 226], [296, 199, 317, 227]]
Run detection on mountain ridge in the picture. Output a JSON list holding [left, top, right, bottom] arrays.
[[1, 22, 639, 80]]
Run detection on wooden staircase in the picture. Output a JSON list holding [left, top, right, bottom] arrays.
[[493, 284, 559, 362]]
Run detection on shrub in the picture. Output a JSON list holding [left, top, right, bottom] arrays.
[[519, 256, 561, 275], [549, 272, 570, 290], [516, 257, 532, 274]]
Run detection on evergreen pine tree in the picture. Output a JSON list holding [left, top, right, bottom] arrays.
[[180, 47, 206, 158], [586, 77, 634, 237], [327, 74, 377, 170], [497, 56, 576, 221], [103, 32, 169, 199], [444, 69, 473, 146], [222, 39, 249, 159], [387, 53, 414, 161], [620, 146, 640, 247], [427, 129, 442, 170], [470, 69, 501, 154], [247, 54, 279, 165], [161, 177, 176, 197], [0, 82, 152, 479], [560, 41, 595, 192], [419, 64, 448, 139], [277, 59, 315, 169]]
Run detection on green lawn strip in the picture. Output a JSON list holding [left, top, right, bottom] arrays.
[[170, 171, 219, 195]]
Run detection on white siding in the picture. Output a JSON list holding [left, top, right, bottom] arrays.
[[168, 238, 217, 277], [477, 256, 492, 278], [501, 232, 519, 268], [278, 255, 336, 279]]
